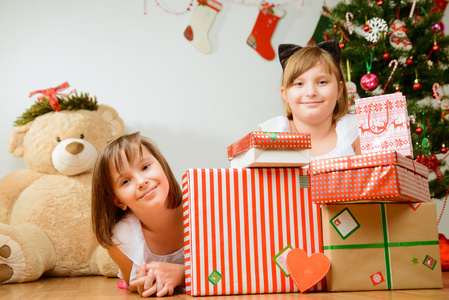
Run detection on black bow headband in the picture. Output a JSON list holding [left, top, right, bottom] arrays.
[[278, 39, 341, 70]]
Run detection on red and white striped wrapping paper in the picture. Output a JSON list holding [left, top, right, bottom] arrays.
[[309, 151, 430, 204], [355, 92, 413, 158], [182, 168, 324, 296]]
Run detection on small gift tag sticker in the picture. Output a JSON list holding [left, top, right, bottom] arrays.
[[370, 271, 385, 286], [423, 255, 437, 270], [264, 131, 279, 141], [286, 248, 330, 293], [273, 245, 293, 277], [330, 208, 360, 240], [207, 270, 222, 286]]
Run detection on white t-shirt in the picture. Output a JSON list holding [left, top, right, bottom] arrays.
[[112, 212, 185, 283], [258, 114, 359, 160]]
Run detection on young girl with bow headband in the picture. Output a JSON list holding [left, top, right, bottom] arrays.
[[259, 39, 361, 159]]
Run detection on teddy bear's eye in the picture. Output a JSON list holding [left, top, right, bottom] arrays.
[[80, 134, 84, 139], [56, 137, 61, 142]]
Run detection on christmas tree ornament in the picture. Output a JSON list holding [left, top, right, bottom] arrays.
[[415, 125, 423, 134], [441, 98, 449, 121], [339, 41, 346, 48], [409, 0, 417, 18], [406, 57, 414, 66], [345, 12, 354, 34], [413, 70, 422, 91], [413, 79, 422, 91], [432, 39, 440, 52], [183, 0, 222, 55], [394, 82, 401, 93], [363, 24, 370, 32], [441, 144, 448, 154], [360, 53, 379, 91], [382, 52, 391, 60], [345, 59, 360, 114], [376, 0, 383, 5], [389, 19, 412, 50], [433, 83, 441, 103], [380, 59, 398, 95], [364, 17, 388, 43], [247, 2, 286, 61]]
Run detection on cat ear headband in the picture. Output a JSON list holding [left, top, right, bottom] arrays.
[[278, 39, 341, 70]]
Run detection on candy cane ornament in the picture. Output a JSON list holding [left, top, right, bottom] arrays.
[[409, 115, 416, 124], [409, 0, 417, 18], [380, 59, 398, 95], [433, 83, 441, 104], [345, 12, 354, 34]]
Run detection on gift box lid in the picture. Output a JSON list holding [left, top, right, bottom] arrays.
[[309, 151, 429, 178], [227, 131, 311, 160]]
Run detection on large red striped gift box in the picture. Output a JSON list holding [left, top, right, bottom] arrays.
[[227, 131, 311, 168], [182, 168, 324, 296], [309, 151, 430, 204]]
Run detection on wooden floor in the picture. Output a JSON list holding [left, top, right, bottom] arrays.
[[0, 271, 448, 300]]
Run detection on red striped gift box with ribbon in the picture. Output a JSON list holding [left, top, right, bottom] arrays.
[[182, 168, 324, 296]]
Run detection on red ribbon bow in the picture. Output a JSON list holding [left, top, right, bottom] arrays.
[[416, 154, 443, 182], [29, 82, 75, 112]]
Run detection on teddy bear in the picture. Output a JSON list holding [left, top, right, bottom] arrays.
[[0, 86, 125, 283]]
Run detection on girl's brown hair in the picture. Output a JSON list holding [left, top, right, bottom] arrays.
[[91, 132, 182, 248], [281, 46, 348, 122]]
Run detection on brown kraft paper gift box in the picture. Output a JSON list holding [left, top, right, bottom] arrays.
[[322, 202, 443, 291]]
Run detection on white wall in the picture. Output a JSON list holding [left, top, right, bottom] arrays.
[[1, 0, 448, 236]]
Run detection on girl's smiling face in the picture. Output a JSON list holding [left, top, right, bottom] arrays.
[[109, 146, 169, 214], [281, 62, 343, 127]]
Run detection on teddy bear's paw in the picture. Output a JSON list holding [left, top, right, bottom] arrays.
[[0, 234, 26, 284]]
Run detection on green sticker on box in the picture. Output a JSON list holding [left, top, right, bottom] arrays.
[[330, 207, 360, 240], [272, 245, 293, 277], [208, 270, 222, 286], [264, 132, 278, 141]]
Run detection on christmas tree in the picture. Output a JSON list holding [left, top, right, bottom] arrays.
[[324, 0, 449, 199]]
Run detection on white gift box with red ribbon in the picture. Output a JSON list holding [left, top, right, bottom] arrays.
[[182, 168, 324, 296], [227, 131, 311, 168], [355, 92, 413, 158]]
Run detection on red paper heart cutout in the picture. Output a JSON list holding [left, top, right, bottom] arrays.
[[286, 248, 330, 293]]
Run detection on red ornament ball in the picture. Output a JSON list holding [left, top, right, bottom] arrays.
[[382, 52, 391, 60], [406, 58, 414, 66], [363, 24, 370, 32], [339, 42, 346, 49], [415, 126, 423, 134], [432, 44, 440, 52], [441, 147, 448, 154], [413, 82, 422, 91], [377, 0, 383, 5], [360, 73, 379, 91]]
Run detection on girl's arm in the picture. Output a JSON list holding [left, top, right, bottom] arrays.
[[352, 136, 361, 155], [107, 245, 138, 293]]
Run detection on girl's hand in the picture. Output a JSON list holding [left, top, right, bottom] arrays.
[[141, 261, 185, 296], [130, 262, 157, 297]]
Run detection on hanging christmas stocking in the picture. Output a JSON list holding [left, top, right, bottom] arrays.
[[184, 0, 222, 55], [246, 2, 286, 61]]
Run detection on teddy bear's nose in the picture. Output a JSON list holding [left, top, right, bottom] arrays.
[[65, 142, 85, 155]]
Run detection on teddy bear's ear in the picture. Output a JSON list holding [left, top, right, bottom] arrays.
[[8, 122, 32, 158], [96, 105, 126, 138]]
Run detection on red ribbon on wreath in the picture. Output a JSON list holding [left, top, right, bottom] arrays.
[[29, 82, 75, 112], [416, 154, 444, 181]]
